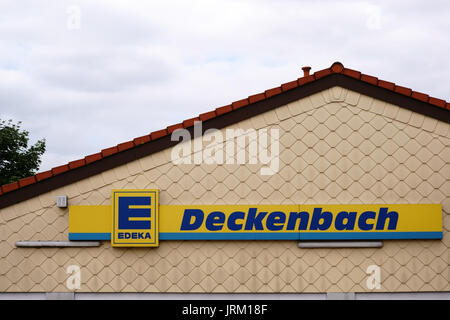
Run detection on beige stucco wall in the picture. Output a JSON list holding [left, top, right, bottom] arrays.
[[0, 86, 449, 293]]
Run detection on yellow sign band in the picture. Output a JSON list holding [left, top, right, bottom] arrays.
[[69, 203, 443, 242]]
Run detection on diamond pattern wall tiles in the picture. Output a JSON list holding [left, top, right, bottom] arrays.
[[0, 87, 449, 293]]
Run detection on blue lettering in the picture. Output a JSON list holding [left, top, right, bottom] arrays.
[[244, 208, 267, 230], [376, 208, 398, 230], [227, 211, 245, 231], [266, 211, 286, 231], [117, 232, 152, 239], [287, 211, 309, 230], [335, 211, 357, 230], [310, 208, 332, 230], [180, 209, 204, 230], [205, 211, 225, 231], [358, 211, 376, 230], [176, 206, 399, 234]]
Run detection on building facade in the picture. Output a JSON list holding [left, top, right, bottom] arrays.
[[0, 62, 449, 299]]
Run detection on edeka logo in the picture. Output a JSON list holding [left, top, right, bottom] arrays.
[[112, 189, 159, 247]]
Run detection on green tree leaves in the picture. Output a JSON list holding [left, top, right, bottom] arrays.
[[0, 119, 46, 185]]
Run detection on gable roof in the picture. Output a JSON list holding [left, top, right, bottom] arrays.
[[1, 61, 449, 209]]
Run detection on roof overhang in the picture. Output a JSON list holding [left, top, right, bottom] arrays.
[[0, 71, 449, 209]]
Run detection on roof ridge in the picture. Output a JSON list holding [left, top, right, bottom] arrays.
[[1, 61, 449, 196]]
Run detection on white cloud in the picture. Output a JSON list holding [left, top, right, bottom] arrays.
[[0, 0, 449, 172]]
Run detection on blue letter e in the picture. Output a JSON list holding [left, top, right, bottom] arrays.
[[118, 196, 151, 230]]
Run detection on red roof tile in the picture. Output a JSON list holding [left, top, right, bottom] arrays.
[[248, 93, 266, 104], [2, 182, 19, 193], [101, 146, 118, 157], [232, 99, 249, 110], [19, 176, 36, 187], [85, 153, 102, 164], [378, 80, 395, 91], [35, 170, 52, 181], [216, 105, 232, 115], [281, 80, 298, 91], [150, 129, 168, 140], [342, 68, 361, 79], [68, 159, 85, 169], [133, 135, 151, 145], [314, 68, 332, 79], [1, 61, 449, 199], [167, 123, 184, 133], [411, 91, 429, 102], [395, 85, 412, 96], [331, 62, 344, 73], [182, 117, 199, 128], [298, 75, 315, 85], [117, 141, 134, 152], [429, 97, 446, 108], [199, 111, 217, 122], [52, 164, 69, 175], [265, 87, 282, 98], [361, 74, 378, 86]]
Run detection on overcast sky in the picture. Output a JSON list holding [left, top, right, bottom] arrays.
[[1, 0, 449, 172]]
